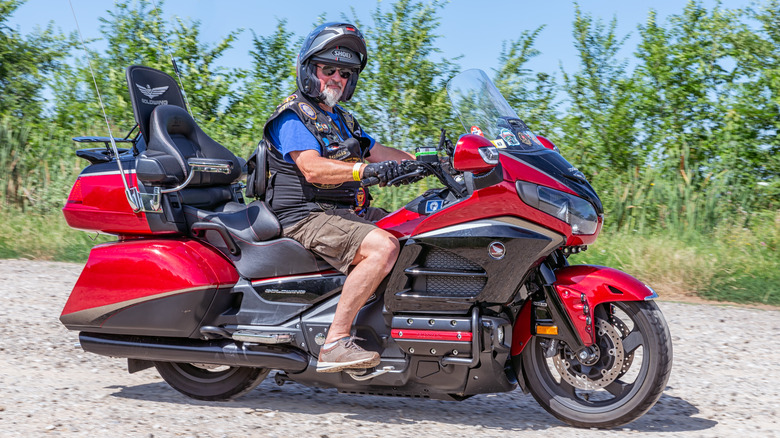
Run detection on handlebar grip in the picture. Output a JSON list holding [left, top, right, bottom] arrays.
[[361, 176, 380, 186]]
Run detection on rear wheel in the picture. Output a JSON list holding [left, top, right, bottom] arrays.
[[522, 300, 672, 428], [153, 362, 269, 401]]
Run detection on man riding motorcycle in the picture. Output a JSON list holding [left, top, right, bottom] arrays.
[[262, 22, 414, 372]]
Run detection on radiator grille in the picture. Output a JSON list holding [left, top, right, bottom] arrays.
[[420, 248, 486, 297]]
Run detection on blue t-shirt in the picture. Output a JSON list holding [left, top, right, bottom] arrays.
[[267, 108, 375, 164]]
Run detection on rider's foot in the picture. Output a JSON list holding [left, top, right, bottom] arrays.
[[316, 337, 380, 373]]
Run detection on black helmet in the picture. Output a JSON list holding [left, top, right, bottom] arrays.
[[296, 22, 367, 102]]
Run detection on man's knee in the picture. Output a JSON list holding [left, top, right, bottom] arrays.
[[357, 230, 399, 271]]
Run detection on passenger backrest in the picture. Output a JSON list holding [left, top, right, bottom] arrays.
[[126, 65, 187, 143], [245, 139, 269, 199]]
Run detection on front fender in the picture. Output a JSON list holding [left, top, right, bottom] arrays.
[[552, 264, 657, 346], [511, 264, 656, 355]]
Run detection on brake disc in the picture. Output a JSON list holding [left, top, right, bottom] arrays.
[[553, 319, 625, 390], [611, 316, 636, 377]]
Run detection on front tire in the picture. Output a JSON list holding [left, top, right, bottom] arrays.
[[153, 362, 269, 401], [521, 300, 672, 428]]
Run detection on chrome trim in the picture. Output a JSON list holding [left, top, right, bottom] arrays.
[[644, 285, 659, 301], [189, 161, 233, 174], [403, 268, 487, 277], [345, 366, 396, 381], [440, 307, 480, 367], [232, 332, 294, 344]]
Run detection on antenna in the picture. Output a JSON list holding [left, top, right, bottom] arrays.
[[68, 0, 143, 212], [149, 0, 194, 117]]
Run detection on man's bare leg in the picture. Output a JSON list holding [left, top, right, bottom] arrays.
[[324, 228, 399, 343]]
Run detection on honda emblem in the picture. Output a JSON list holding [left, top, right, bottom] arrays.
[[488, 241, 506, 260]]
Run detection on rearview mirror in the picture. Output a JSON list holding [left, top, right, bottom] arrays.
[[452, 134, 499, 174]]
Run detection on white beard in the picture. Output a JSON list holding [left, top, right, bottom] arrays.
[[320, 85, 343, 108]]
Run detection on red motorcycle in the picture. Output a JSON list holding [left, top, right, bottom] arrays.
[[60, 66, 672, 428]]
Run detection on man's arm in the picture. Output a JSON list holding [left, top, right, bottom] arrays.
[[290, 150, 360, 184], [367, 143, 414, 163], [291, 143, 414, 184]]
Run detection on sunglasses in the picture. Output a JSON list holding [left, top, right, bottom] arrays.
[[318, 64, 355, 79]]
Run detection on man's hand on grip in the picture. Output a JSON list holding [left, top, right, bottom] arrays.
[[362, 161, 401, 186]]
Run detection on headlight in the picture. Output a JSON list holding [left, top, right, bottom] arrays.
[[516, 181, 599, 235]]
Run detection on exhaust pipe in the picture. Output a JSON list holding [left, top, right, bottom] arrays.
[[79, 332, 309, 372]]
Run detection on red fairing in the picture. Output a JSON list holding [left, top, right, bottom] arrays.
[[552, 265, 657, 346], [499, 153, 578, 196], [376, 207, 425, 238], [61, 238, 238, 318], [411, 181, 597, 246], [63, 172, 156, 235], [536, 135, 557, 151], [510, 300, 534, 356]]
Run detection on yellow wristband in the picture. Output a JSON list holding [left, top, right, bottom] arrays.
[[353, 163, 362, 181]]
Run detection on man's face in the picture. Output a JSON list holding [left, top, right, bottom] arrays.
[[316, 64, 352, 106]]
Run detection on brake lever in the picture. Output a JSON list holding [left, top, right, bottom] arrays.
[[387, 169, 425, 186]]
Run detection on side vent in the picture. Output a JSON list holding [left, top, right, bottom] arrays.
[[403, 248, 487, 298]]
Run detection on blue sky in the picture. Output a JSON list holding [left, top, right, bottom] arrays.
[[9, 0, 753, 77]]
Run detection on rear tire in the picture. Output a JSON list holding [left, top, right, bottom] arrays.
[[153, 362, 269, 401], [521, 300, 672, 428]]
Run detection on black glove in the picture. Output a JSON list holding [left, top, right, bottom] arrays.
[[362, 161, 401, 186]]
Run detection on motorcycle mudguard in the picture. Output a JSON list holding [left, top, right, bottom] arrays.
[[60, 238, 238, 337], [511, 265, 657, 355]]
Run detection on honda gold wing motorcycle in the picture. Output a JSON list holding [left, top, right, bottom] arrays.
[[60, 66, 672, 428]]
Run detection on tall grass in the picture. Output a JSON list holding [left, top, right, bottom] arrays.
[[581, 153, 779, 306], [571, 212, 780, 306]]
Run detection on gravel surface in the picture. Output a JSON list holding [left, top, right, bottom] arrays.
[[1, 259, 778, 437]]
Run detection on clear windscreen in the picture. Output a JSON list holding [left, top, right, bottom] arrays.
[[446, 69, 546, 152]]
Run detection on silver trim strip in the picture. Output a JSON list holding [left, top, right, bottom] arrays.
[[413, 222, 492, 239], [251, 272, 343, 286], [81, 169, 137, 177]]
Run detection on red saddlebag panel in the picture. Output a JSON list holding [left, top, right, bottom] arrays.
[[61, 238, 238, 337]]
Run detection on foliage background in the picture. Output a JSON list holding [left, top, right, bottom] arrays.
[[0, 0, 777, 304]]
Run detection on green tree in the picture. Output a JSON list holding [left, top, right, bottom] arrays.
[[0, 0, 72, 123], [493, 26, 558, 137], [52, 0, 240, 147], [558, 5, 640, 179], [225, 19, 297, 156], [355, 0, 460, 151]]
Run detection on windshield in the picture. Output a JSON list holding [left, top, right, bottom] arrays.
[[447, 69, 545, 152]]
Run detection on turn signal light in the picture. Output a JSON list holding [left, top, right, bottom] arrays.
[[536, 325, 559, 336]]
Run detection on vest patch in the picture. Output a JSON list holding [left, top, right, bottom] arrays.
[[298, 102, 317, 120]]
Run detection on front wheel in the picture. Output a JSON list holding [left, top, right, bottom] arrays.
[[153, 362, 269, 401], [521, 300, 672, 428]]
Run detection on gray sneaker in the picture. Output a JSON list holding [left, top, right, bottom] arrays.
[[316, 337, 380, 373]]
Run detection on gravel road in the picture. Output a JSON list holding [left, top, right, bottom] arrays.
[[1, 259, 778, 437]]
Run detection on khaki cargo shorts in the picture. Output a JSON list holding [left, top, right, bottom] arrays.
[[282, 207, 388, 274]]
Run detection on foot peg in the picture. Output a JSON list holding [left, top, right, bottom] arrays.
[[345, 366, 395, 381]]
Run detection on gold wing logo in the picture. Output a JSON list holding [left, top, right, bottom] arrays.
[[135, 83, 169, 99]]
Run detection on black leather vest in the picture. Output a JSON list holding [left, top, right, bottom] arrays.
[[263, 91, 372, 227]]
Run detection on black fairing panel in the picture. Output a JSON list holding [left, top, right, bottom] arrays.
[[61, 288, 218, 338], [212, 275, 346, 326], [385, 219, 565, 313], [504, 149, 603, 213]]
